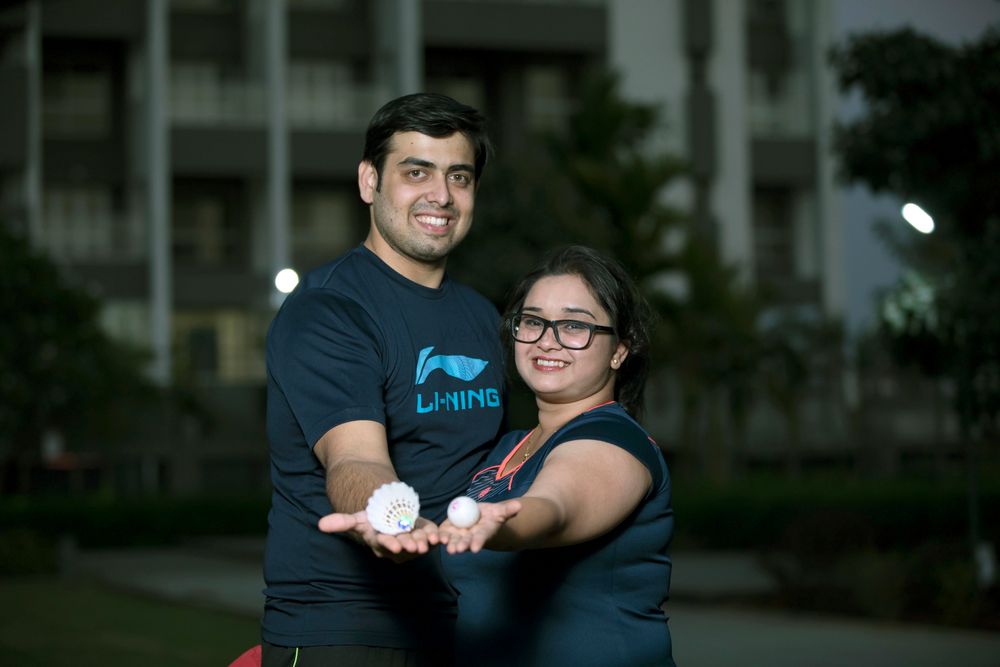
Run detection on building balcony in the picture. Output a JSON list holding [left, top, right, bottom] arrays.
[[424, 0, 605, 54]]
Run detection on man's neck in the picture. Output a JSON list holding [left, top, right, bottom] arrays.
[[363, 236, 446, 289]]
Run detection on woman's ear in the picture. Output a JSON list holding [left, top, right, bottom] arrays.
[[611, 342, 630, 369]]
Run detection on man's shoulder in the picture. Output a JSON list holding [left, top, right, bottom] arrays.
[[268, 249, 380, 337], [300, 246, 370, 290]]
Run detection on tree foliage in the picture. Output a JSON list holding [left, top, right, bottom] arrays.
[[0, 226, 151, 457], [453, 70, 802, 474], [830, 27, 1000, 439], [452, 70, 688, 311]]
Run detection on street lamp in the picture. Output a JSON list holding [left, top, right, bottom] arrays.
[[901, 202, 934, 234], [274, 268, 299, 294], [272, 268, 299, 307]]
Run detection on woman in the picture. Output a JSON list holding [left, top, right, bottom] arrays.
[[438, 245, 675, 667], [319, 246, 675, 666]]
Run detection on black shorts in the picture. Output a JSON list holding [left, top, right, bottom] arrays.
[[260, 641, 453, 667]]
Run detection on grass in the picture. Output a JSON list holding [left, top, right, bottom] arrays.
[[0, 576, 259, 666]]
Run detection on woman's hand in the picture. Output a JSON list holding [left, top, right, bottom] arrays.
[[438, 500, 522, 554]]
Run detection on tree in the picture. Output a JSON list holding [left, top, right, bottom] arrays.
[[0, 225, 151, 492], [453, 70, 688, 309], [452, 70, 774, 479], [830, 27, 1000, 584]]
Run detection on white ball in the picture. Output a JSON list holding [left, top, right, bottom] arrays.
[[447, 496, 480, 528]]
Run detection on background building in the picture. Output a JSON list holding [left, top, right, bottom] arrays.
[[0, 0, 871, 493]]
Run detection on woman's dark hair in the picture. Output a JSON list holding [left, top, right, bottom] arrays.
[[362, 93, 493, 190], [502, 245, 654, 418]]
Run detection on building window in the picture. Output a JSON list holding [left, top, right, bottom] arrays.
[[287, 60, 355, 128], [43, 42, 119, 140], [524, 65, 573, 133], [41, 185, 142, 262], [291, 183, 361, 271], [100, 300, 151, 350], [753, 186, 795, 285], [171, 0, 238, 10], [170, 61, 264, 127], [746, 0, 815, 138], [174, 308, 267, 383], [426, 76, 487, 121], [172, 180, 248, 268], [753, 186, 822, 304]]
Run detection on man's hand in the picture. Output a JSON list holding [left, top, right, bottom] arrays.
[[318, 511, 440, 563], [437, 500, 522, 554]]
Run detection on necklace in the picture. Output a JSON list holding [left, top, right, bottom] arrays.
[[520, 428, 542, 463]]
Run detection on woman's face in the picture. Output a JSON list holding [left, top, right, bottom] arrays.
[[513, 274, 629, 410]]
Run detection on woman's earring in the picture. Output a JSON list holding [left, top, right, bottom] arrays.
[[611, 358, 619, 368]]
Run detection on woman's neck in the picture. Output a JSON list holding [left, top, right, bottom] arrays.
[[534, 393, 615, 436]]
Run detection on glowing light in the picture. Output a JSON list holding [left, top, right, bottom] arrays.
[[274, 268, 299, 294], [901, 202, 934, 234]]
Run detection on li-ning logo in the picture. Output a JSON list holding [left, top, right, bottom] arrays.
[[415, 346, 488, 385], [415, 346, 500, 414]]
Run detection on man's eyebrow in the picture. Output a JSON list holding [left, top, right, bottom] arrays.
[[395, 157, 474, 174], [397, 157, 435, 169]]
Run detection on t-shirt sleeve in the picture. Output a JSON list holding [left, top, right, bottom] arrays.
[[552, 414, 666, 490], [268, 288, 386, 447]]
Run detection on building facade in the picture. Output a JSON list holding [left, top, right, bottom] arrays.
[[1, 0, 846, 492]]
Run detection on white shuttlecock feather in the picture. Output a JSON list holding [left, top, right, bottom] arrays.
[[365, 481, 420, 535]]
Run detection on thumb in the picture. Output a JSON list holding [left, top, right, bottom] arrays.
[[498, 499, 522, 519], [318, 512, 360, 533]]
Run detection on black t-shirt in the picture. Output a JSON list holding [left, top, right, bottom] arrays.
[[262, 245, 506, 649]]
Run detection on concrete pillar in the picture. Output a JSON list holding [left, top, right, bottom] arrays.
[[24, 0, 42, 246], [146, 0, 172, 385], [264, 0, 290, 308], [812, 0, 844, 318], [709, 0, 753, 283], [375, 0, 423, 98]]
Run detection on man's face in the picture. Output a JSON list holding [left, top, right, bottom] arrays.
[[359, 131, 477, 267]]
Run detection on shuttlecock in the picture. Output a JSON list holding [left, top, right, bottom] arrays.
[[447, 496, 480, 528], [365, 482, 420, 535]]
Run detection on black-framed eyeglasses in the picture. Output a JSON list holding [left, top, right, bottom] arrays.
[[509, 313, 616, 350]]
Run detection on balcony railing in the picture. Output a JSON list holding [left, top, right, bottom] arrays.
[[169, 61, 388, 130], [41, 187, 146, 263]]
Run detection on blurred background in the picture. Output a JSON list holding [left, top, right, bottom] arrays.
[[1, 0, 999, 663]]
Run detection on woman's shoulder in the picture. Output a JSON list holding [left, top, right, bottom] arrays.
[[559, 402, 651, 443], [553, 403, 667, 483]]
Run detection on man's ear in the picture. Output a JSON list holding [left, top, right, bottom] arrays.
[[358, 160, 378, 204]]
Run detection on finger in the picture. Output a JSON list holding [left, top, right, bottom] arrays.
[[418, 522, 440, 546], [469, 528, 494, 553], [410, 521, 437, 549], [490, 499, 521, 520], [395, 531, 427, 554], [448, 531, 473, 555], [317, 513, 358, 533], [375, 533, 403, 555]]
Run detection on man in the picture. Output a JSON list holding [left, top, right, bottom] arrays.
[[261, 93, 506, 666]]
